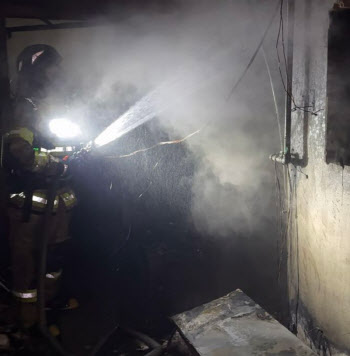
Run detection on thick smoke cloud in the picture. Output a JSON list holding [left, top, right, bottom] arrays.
[[73, 0, 281, 238], [8, 0, 283, 239]]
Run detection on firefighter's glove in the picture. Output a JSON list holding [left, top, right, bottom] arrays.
[[45, 156, 68, 180], [65, 148, 92, 178]]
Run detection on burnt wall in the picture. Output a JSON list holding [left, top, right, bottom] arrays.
[[289, 0, 350, 354]]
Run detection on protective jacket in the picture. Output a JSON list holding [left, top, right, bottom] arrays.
[[4, 98, 77, 215], [4, 97, 77, 319]]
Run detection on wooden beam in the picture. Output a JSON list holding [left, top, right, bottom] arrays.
[[7, 21, 106, 34], [1, 0, 181, 20], [0, 3, 86, 20]]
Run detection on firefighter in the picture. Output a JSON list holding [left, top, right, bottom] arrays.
[[3, 44, 78, 330]]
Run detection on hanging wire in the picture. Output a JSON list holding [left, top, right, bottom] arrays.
[[276, 0, 323, 116], [104, 1, 282, 161], [262, 46, 283, 151], [246, 0, 283, 150], [226, 0, 281, 101], [105, 128, 201, 160]]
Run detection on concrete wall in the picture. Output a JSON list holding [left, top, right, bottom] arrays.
[[289, 0, 350, 354]]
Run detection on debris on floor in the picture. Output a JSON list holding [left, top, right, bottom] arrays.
[[172, 289, 316, 356]]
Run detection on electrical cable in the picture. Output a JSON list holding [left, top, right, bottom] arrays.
[[246, 0, 287, 290], [119, 129, 201, 158], [292, 165, 300, 333], [276, 0, 323, 116], [262, 46, 283, 151], [105, 128, 201, 160], [89, 325, 119, 356], [248, 0, 286, 267], [102, 1, 281, 161], [226, 0, 281, 101], [121, 327, 163, 356], [88, 326, 163, 356], [275, 1, 303, 334], [164, 328, 177, 352], [247, 0, 283, 150], [274, 162, 284, 281]]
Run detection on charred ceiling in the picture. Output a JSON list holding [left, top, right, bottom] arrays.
[[1, 0, 180, 20]]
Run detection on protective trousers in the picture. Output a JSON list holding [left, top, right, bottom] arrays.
[[8, 197, 71, 328]]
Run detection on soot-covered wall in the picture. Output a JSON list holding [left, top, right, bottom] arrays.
[[289, 0, 350, 354]]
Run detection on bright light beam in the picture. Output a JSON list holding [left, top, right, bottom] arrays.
[[49, 118, 81, 139]]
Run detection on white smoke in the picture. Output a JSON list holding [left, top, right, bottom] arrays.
[[7, 0, 283, 238], [80, 0, 281, 238]]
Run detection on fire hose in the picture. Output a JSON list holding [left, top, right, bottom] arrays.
[[89, 326, 163, 356], [36, 175, 162, 356], [37, 176, 70, 356]]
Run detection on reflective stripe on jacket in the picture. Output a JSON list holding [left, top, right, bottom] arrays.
[[9, 189, 77, 212], [5, 125, 77, 212], [12, 289, 37, 303]]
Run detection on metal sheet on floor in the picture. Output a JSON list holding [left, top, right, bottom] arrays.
[[172, 289, 316, 356]]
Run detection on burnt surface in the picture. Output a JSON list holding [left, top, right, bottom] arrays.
[[288, 0, 350, 354], [173, 290, 315, 356], [326, 9, 350, 166]]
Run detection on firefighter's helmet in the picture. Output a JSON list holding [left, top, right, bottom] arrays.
[[16, 44, 62, 75], [16, 44, 62, 98]]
